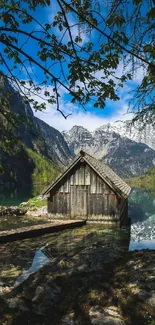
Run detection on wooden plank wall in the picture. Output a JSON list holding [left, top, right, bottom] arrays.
[[48, 161, 124, 219]]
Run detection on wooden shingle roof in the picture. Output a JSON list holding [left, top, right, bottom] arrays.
[[83, 151, 131, 198], [43, 150, 131, 198]]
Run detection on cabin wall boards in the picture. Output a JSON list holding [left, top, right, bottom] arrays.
[[44, 151, 131, 222], [48, 162, 121, 220]]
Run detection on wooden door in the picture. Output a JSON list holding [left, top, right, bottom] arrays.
[[70, 185, 88, 218]]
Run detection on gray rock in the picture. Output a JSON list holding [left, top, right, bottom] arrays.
[[8, 297, 28, 312], [32, 285, 44, 303], [89, 306, 125, 325], [20, 202, 28, 207], [32, 282, 61, 315], [91, 316, 126, 325], [61, 314, 77, 325], [104, 306, 122, 318], [147, 293, 155, 309], [0, 206, 27, 216]]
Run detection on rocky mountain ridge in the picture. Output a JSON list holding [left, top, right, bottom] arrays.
[[63, 124, 155, 178], [104, 120, 155, 150], [35, 118, 72, 166]]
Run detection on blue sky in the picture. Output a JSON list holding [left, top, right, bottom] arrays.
[[32, 60, 144, 131], [1, 1, 146, 131]]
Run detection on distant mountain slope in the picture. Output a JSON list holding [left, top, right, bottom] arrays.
[[127, 166, 155, 193], [0, 75, 71, 191], [0, 75, 72, 166], [98, 120, 155, 151], [36, 117, 72, 166], [63, 126, 94, 155], [103, 137, 155, 178], [63, 125, 155, 178], [0, 140, 60, 192], [0, 74, 42, 151]]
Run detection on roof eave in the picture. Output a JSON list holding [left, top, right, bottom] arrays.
[[42, 155, 82, 196]]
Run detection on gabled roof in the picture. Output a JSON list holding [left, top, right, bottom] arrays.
[[43, 150, 131, 198]]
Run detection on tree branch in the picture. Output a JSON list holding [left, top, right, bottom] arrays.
[[54, 79, 72, 118], [0, 39, 82, 102], [59, 0, 155, 69]]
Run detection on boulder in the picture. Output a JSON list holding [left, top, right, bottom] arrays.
[[32, 283, 61, 314], [89, 306, 125, 325], [0, 205, 27, 216], [20, 202, 28, 207]]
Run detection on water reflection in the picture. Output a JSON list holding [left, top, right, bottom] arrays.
[[14, 245, 49, 286], [129, 239, 155, 250], [0, 183, 47, 206], [129, 188, 155, 248], [129, 188, 155, 222]]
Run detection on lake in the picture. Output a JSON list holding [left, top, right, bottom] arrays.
[[0, 183, 47, 206], [128, 188, 155, 250], [0, 187, 155, 287]]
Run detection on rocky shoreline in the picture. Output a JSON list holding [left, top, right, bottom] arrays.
[[1, 245, 155, 324], [0, 196, 47, 217]]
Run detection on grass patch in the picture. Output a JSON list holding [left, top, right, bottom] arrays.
[[25, 196, 47, 208]]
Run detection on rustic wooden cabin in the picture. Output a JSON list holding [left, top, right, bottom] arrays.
[[43, 150, 131, 225]]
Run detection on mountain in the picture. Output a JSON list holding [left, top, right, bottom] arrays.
[[63, 125, 94, 155], [1, 72, 155, 185], [0, 75, 72, 191], [0, 75, 72, 166], [103, 137, 155, 178], [102, 120, 155, 151], [36, 118, 72, 166], [63, 125, 155, 178]]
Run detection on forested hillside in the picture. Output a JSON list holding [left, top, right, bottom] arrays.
[[0, 76, 64, 191], [127, 167, 155, 193]]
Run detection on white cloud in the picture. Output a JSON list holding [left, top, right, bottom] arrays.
[[34, 103, 133, 132], [115, 60, 146, 85], [132, 65, 146, 84], [21, 71, 135, 133], [21, 71, 134, 132], [33, 89, 133, 132]]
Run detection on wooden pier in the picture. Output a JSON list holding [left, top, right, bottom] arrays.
[[0, 220, 86, 243]]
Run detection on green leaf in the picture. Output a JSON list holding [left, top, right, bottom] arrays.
[[147, 7, 155, 19], [4, 47, 10, 53], [44, 91, 50, 96], [133, 0, 142, 4]]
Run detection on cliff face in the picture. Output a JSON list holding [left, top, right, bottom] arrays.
[[105, 120, 155, 151], [35, 118, 72, 166], [0, 75, 41, 151], [63, 125, 155, 178], [103, 137, 155, 178], [0, 76, 71, 190], [0, 76, 72, 165]]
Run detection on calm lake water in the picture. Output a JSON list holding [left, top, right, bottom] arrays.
[[128, 188, 155, 250], [0, 183, 47, 206], [0, 187, 155, 287]]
